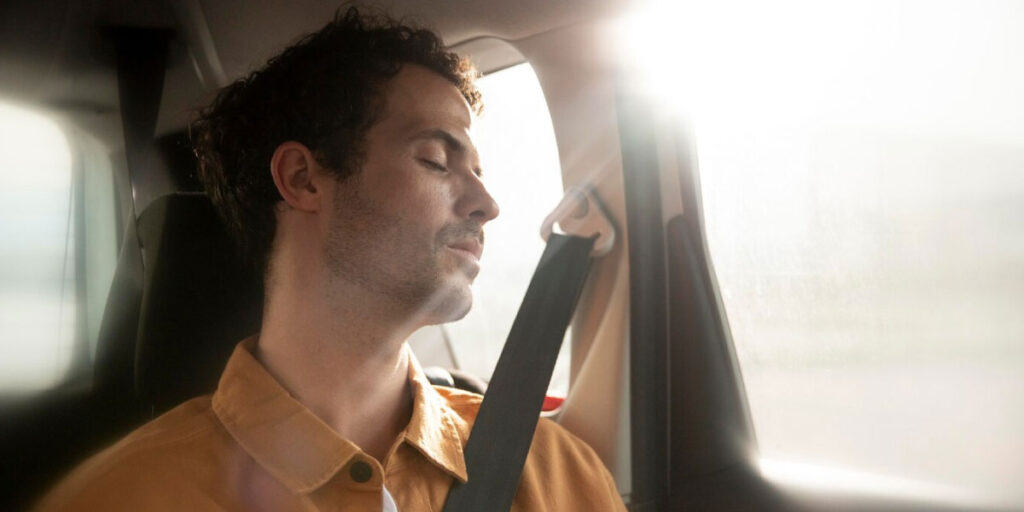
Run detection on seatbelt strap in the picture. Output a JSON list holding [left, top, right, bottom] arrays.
[[442, 233, 596, 512]]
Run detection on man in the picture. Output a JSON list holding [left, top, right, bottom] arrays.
[[36, 7, 626, 511]]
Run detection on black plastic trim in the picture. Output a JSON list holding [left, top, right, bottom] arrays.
[[616, 85, 670, 511]]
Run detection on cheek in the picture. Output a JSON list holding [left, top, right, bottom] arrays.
[[388, 177, 453, 225], [360, 156, 456, 231]]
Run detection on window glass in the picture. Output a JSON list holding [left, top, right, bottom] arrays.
[[78, 133, 118, 361], [408, 62, 568, 394], [685, 1, 1024, 504], [0, 103, 75, 392]]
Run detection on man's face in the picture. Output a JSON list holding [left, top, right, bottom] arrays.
[[321, 65, 498, 324]]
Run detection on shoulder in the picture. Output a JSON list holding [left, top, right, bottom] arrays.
[[433, 385, 604, 467], [33, 396, 232, 512], [433, 386, 626, 510], [519, 417, 625, 507], [107, 396, 222, 454]]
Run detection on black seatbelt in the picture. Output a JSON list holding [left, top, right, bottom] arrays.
[[442, 233, 595, 512]]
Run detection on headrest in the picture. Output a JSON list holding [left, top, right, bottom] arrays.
[[134, 193, 263, 413]]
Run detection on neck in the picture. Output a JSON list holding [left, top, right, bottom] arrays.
[[255, 266, 421, 462]]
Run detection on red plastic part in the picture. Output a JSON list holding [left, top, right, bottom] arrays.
[[541, 395, 565, 412]]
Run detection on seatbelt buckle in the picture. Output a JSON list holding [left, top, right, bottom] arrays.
[[540, 185, 615, 257]]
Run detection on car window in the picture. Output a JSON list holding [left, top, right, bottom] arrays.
[[669, 1, 1024, 504], [0, 103, 76, 392], [406, 61, 569, 395], [0, 102, 118, 394]]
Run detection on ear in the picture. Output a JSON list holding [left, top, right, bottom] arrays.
[[270, 141, 322, 212]]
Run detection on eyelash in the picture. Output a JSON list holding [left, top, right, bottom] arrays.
[[419, 158, 448, 172], [418, 158, 483, 179]]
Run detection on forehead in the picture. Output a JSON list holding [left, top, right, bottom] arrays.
[[375, 65, 476, 145]]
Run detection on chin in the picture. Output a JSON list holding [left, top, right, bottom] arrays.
[[422, 283, 474, 325]]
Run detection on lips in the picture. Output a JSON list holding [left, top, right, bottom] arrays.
[[447, 238, 483, 260]]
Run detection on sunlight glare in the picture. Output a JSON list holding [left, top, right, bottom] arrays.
[[0, 101, 75, 392], [617, 0, 1024, 144], [759, 458, 1010, 509], [624, 0, 1024, 506]]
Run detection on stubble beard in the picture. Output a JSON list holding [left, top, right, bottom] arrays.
[[322, 183, 479, 325]]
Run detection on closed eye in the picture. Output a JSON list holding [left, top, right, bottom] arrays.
[[418, 158, 448, 172]]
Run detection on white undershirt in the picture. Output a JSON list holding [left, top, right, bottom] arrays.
[[382, 486, 399, 512]]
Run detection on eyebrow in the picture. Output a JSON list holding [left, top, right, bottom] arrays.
[[411, 128, 484, 176], [412, 129, 465, 151]]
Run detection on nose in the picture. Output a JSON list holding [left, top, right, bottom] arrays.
[[456, 173, 500, 224]]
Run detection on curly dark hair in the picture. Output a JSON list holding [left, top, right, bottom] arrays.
[[191, 6, 482, 278]]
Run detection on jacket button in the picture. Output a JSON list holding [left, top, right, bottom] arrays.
[[349, 460, 373, 483]]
